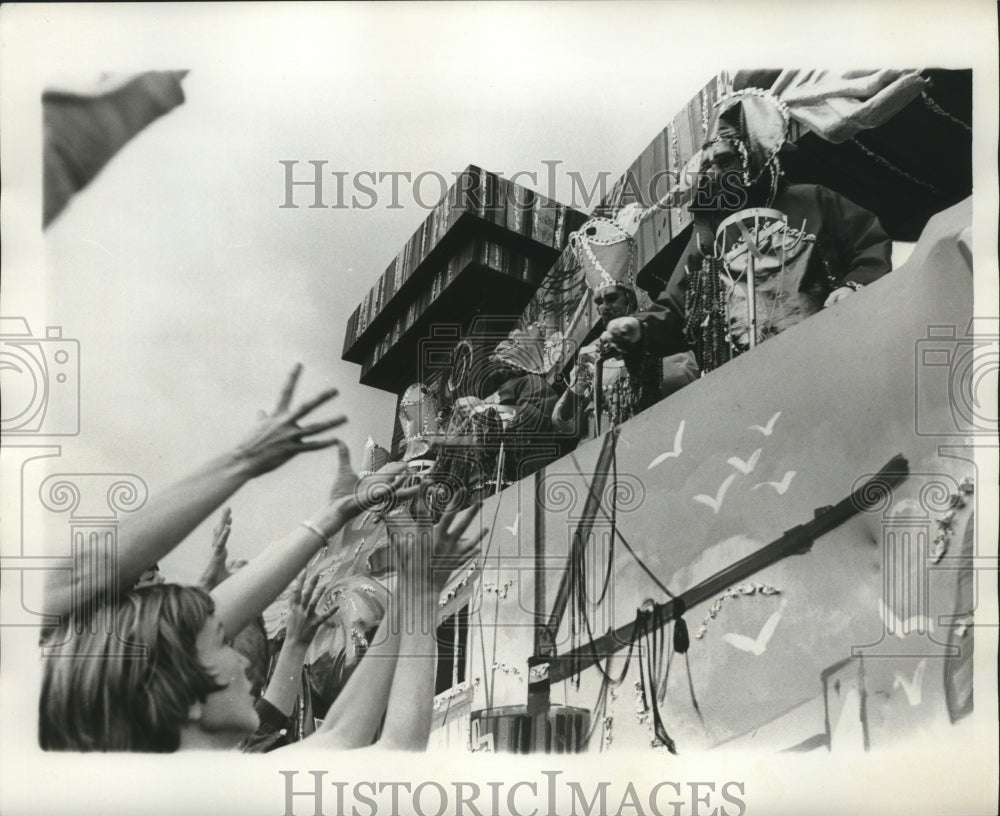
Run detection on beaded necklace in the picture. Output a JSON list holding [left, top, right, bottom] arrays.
[[683, 253, 731, 374]]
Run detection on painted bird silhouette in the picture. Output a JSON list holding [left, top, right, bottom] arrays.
[[727, 448, 762, 475], [893, 658, 927, 706], [878, 599, 934, 639], [648, 420, 685, 469], [748, 411, 782, 436], [504, 513, 520, 537], [693, 473, 736, 514], [752, 470, 796, 495], [722, 598, 788, 656]]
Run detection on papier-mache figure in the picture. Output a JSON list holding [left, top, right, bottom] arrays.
[[357, 435, 390, 477], [442, 325, 560, 490], [398, 382, 444, 474]]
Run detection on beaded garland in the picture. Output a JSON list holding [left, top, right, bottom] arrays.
[[438, 560, 480, 607], [930, 475, 974, 563], [632, 680, 673, 751], [491, 661, 523, 681], [431, 678, 479, 712], [693, 582, 782, 641], [483, 579, 514, 599], [683, 253, 732, 374], [603, 686, 618, 750]]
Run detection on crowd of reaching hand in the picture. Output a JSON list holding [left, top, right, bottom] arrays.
[[38, 366, 486, 753]]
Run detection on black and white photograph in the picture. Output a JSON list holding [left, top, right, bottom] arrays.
[[1, 3, 997, 815]]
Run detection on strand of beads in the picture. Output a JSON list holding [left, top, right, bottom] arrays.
[[602, 686, 619, 751], [684, 255, 730, 373], [694, 583, 782, 640], [921, 90, 972, 132], [491, 661, 523, 681], [439, 560, 480, 607], [483, 579, 514, 599], [931, 475, 974, 563], [431, 678, 480, 711]]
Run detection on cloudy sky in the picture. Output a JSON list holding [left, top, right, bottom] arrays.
[[2, 3, 995, 585]]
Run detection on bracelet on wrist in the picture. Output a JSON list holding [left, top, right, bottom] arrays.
[[300, 521, 330, 545]]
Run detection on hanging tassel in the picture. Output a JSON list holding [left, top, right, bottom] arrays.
[[639, 606, 678, 754], [672, 597, 690, 654], [683, 652, 705, 724]]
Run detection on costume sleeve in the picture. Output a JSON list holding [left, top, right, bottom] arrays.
[[499, 374, 557, 432], [241, 697, 293, 753], [633, 232, 699, 357], [819, 186, 892, 286]]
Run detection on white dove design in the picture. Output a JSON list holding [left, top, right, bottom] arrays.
[[727, 448, 762, 475], [748, 411, 782, 436], [893, 658, 927, 706], [752, 471, 796, 495], [693, 473, 737, 514], [648, 420, 685, 469], [878, 599, 934, 639], [503, 513, 520, 537], [722, 598, 788, 656]]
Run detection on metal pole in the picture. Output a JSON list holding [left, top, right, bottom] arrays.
[[594, 358, 604, 435], [746, 212, 758, 349]]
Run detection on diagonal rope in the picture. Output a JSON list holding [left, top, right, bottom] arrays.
[[567, 445, 677, 599]]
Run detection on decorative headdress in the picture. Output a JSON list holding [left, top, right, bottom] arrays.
[[569, 216, 636, 297], [490, 323, 549, 376], [706, 88, 791, 185], [357, 435, 390, 477]]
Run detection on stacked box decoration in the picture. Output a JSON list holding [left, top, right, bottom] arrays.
[[342, 164, 587, 369]]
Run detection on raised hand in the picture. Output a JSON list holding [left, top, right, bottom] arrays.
[[425, 500, 487, 593], [285, 572, 340, 646], [599, 315, 642, 356], [199, 506, 233, 589], [824, 286, 856, 307], [234, 364, 347, 478], [393, 485, 486, 595], [326, 440, 413, 523]]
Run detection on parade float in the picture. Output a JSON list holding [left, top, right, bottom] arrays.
[[324, 69, 980, 754]]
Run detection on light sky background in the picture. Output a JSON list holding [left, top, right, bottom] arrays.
[[9, 5, 734, 582], [1, 1, 996, 588], [1, 4, 998, 816], [2, 2, 996, 585]]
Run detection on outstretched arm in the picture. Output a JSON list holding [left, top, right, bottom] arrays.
[[261, 573, 339, 717], [298, 494, 485, 752], [377, 500, 485, 751], [43, 365, 345, 617], [302, 588, 401, 749], [211, 450, 411, 638], [602, 233, 697, 358]]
